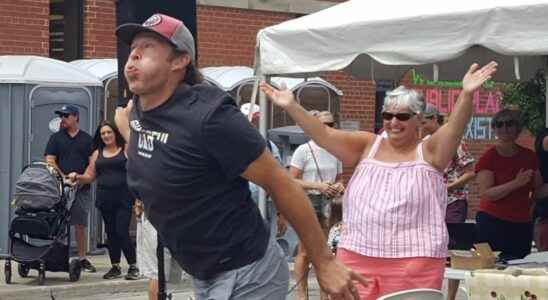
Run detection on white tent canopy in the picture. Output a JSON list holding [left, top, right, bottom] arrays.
[[0, 56, 102, 86], [257, 0, 548, 82], [253, 0, 548, 217], [70, 59, 118, 81], [201, 66, 342, 95]]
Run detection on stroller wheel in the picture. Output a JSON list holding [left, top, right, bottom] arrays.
[[69, 259, 81, 282], [37, 270, 45, 285], [4, 261, 11, 284], [18, 263, 30, 278], [38, 262, 45, 285]]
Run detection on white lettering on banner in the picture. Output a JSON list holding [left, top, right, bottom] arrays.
[[131, 120, 169, 159], [465, 117, 493, 140]]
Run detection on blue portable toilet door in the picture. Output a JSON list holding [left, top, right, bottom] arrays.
[[28, 86, 95, 250], [28, 86, 94, 164]]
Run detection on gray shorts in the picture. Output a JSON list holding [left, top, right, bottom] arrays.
[[192, 237, 289, 300], [69, 188, 90, 226]]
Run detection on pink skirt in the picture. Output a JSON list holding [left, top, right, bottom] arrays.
[[337, 248, 445, 300]]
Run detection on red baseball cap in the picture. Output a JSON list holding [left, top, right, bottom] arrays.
[[116, 13, 195, 62]]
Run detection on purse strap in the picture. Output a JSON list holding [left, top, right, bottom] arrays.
[[307, 142, 325, 182]]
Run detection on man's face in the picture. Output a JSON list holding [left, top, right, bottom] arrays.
[[124, 32, 178, 96], [59, 113, 78, 130], [421, 115, 440, 135]]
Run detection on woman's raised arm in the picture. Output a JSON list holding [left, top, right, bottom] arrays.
[[260, 82, 374, 167]]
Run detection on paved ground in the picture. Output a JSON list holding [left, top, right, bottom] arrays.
[[0, 253, 468, 300]]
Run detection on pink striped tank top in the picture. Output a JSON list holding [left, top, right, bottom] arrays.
[[339, 135, 448, 258]]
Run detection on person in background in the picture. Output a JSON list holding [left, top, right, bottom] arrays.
[[476, 108, 547, 261], [240, 102, 288, 237], [289, 110, 344, 300], [262, 61, 498, 299], [134, 200, 186, 300], [534, 126, 548, 251], [328, 198, 343, 255], [68, 121, 139, 280], [45, 104, 96, 273], [421, 104, 475, 300]]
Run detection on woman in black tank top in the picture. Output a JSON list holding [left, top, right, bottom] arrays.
[[68, 121, 138, 280]]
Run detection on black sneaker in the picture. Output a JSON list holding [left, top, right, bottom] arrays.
[[80, 258, 97, 273], [125, 265, 140, 280], [103, 265, 122, 279]]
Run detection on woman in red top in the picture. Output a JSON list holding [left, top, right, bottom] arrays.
[[476, 109, 544, 260]]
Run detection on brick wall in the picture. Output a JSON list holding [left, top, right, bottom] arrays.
[[196, 5, 296, 67], [0, 0, 49, 56], [83, 0, 117, 58]]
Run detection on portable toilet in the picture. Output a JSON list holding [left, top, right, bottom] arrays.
[[71, 59, 118, 122], [201, 66, 343, 128], [0, 55, 103, 256]]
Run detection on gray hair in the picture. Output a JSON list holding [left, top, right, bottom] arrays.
[[382, 86, 425, 114]]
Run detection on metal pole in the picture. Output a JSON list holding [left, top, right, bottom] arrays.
[[257, 74, 268, 218], [545, 60, 548, 128]]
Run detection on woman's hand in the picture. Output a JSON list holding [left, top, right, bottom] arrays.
[[318, 182, 337, 197], [462, 62, 498, 94], [330, 182, 345, 196], [513, 168, 534, 188], [66, 172, 79, 186], [260, 82, 296, 109]]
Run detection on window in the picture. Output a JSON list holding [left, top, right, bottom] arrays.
[[49, 0, 83, 61]]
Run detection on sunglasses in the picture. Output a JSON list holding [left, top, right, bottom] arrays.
[[494, 120, 517, 128], [424, 115, 435, 120], [324, 122, 335, 128], [381, 112, 415, 121], [59, 113, 71, 118]]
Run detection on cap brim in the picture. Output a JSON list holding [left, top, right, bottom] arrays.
[[116, 23, 177, 49], [54, 110, 68, 115]]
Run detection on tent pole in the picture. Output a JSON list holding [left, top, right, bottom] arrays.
[[545, 57, 548, 128], [252, 41, 268, 218], [257, 74, 268, 219]]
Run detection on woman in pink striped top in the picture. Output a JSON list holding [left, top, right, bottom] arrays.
[[261, 62, 497, 299]]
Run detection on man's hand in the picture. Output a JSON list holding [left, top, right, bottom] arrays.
[[115, 100, 133, 142], [134, 199, 144, 219], [276, 213, 288, 237], [315, 256, 368, 299]]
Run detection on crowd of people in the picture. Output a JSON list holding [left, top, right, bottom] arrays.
[[38, 12, 548, 300]]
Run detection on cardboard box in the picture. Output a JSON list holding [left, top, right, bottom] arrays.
[[450, 243, 496, 270]]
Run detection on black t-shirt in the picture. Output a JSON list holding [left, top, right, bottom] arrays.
[[535, 128, 548, 218], [126, 83, 269, 280], [44, 129, 93, 175]]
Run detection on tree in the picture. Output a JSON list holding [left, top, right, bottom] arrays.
[[500, 70, 546, 135]]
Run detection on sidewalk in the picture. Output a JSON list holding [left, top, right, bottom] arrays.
[[0, 252, 191, 300], [0, 253, 467, 300]]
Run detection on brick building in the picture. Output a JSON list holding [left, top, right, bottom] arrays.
[[0, 0, 534, 218]]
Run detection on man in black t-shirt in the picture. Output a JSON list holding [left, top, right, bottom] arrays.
[[115, 13, 366, 300], [45, 104, 96, 272]]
